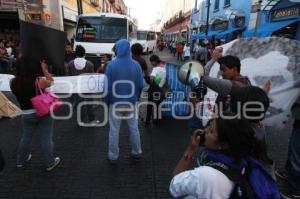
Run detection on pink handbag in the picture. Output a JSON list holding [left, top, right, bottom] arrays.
[[31, 78, 62, 117]]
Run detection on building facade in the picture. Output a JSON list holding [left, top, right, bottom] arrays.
[[160, 0, 194, 42], [190, 0, 252, 42], [190, 0, 300, 42], [0, 0, 128, 41], [244, 0, 300, 40]]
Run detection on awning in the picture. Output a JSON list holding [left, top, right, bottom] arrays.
[[215, 27, 245, 39], [207, 30, 222, 39], [243, 19, 299, 38], [196, 32, 206, 39]]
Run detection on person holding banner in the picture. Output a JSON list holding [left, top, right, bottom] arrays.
[[10, 56, 60, 171], [67, 45, 98, 126], [105, 39, 144, 163]]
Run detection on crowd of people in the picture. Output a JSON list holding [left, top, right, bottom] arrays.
[[0, 35, 299, 199], [0, 37, 20, 74]]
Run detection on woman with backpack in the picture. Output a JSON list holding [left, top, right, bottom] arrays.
[[170, 112, 280, 199]]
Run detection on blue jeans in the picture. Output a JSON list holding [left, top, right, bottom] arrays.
[[286, 127, 300, 190], [108, 105, 142, 160], [17, 113, 55, 167]]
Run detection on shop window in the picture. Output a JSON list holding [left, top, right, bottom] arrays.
[[224, 0, 230, 7], [214, 0, 219, 11]]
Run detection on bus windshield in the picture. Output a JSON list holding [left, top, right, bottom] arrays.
[[137, 31, 147, 40], [76, 17, 127, 43]]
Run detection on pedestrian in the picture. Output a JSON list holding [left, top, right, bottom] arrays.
[[67, 45, 98, 126], [145, 54, 167, 126], [176, 42, 184, 62], [131, 43, 148, 77], [196, 43, 208, 66], [275, 96, 300, 198], [192, 43, 199, 60], [96, 54, 111, 74], [183, 43, 191, 62], [172, 41, 177, 57], [10, 56, 60, 171], [64, 42, 75, 75], [170, 113, 279, 199], [105, 39, 144, 163]]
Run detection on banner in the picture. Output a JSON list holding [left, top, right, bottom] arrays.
[[0, 74, 105, 93], [202, 37, 300, 129]]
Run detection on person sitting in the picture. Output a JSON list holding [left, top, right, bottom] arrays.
[[170, 113, 279, 199]]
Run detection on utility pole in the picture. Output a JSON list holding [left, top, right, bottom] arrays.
[[253, 0, 262, 37], [77, 0, 83, 15], [205, 0, 210, 37]]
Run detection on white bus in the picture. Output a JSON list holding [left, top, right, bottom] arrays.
[[136, 30, 156, 54], [74, 13, 137, 66]]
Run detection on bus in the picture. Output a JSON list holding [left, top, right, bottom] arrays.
[[136, 30, 156, 54], [74, 13, 137, 67]]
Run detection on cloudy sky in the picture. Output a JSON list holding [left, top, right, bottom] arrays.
[[123, 0, 163, 30]]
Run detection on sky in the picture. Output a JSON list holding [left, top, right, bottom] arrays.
[[123, 0, 163, 30]]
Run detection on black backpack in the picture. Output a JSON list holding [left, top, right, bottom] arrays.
[[206, 161, 256, 199]]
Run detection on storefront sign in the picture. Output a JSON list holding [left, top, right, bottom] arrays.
[[62, 6, 77, 23], [212, 21, 229, 31], [272, 6, 300, 21]]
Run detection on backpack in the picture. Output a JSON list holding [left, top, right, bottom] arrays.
[[206, 152, 280, 199], [206, 161, 255, 199]]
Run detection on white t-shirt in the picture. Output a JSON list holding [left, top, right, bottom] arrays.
[[170, 166, 234, 199], [184, 46, 191, 57], [151, 66, 166, 88]]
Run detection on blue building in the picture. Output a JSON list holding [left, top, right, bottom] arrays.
[[190, 0, 252, 42], [244, 0, 300, 41], [190, 0, 300, 42]]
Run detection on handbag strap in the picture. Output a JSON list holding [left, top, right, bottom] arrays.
[[35, 78, 44, 96]]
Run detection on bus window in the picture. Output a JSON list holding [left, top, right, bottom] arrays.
[[137, 31, 147, 40], [76, 17, 127, 43]]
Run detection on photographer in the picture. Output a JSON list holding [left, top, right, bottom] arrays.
[[170, 113, 279, 199]]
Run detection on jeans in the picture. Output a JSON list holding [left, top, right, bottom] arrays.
[[108, 105, 142, 160], [286, 127, 300, 190], [17, 113, 55, 167]]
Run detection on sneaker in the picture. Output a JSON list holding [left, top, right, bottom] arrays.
[[46, 157, 60, 171], [275, 170, 289, 181], [16, 154, 32, 168], [281, 189, 300, 199]]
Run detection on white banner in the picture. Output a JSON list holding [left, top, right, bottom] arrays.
[[0, 74, 105, 93]]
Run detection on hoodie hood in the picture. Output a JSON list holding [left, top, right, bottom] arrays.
[[74, 57, 87, 70], [115, 39, 131, 58]]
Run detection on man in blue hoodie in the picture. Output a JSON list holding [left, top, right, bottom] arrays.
[[105, 39, 144, 163]]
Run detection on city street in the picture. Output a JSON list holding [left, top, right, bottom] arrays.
[[0, 49, 291, 199]]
